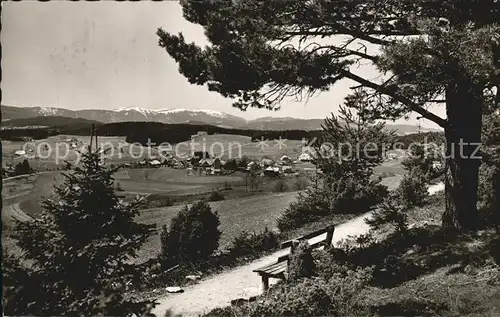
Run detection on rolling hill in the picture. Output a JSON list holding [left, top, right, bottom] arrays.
[[1, 116, 101, 129]]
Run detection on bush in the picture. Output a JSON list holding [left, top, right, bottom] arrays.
[[277, 177, 387, 232], [14, 159, 31, 176], [277, 188, 329, 231], [229, 227, 279, 257], [478, 110, 500, 227], [326, 176, 388, 215], [207, 190, 225, 202], [160, 200, 221, 265], [246, 278, 333, 316], [273, 179, 288, 192], [142, 195, 175, 208], [288, 241, 316, 280], [366, 197, 409, 237], [397, 170, 428, 207], [478, 163, 500, 226], [401, 143, 443, 180], [293, 176, 310, 190], [202, 269, 372, 316]]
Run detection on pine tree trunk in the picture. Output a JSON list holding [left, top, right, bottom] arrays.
[[441, 83, 483, 232]]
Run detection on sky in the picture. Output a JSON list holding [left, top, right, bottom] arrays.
[[1, 1, 443, 128]]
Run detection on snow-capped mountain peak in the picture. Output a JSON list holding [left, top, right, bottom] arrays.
[[157, 108, 229, 118], [37, 106, 59, 116], [114, 106, 154, 114], [112, 106, 160, 119], [113, 107, 231, 118]]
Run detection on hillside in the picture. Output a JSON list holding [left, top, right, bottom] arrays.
[[0, 118, 322, 143], [1, 116, 101, 129]]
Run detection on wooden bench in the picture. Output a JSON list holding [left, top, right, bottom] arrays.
[[253, 224, 335, 291]]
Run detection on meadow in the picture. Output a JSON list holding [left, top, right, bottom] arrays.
[[134, 191, 300, 263], [114, 167, 248, 196]]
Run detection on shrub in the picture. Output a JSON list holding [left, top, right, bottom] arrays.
[[248, 278, 333, 316], [143, 195, 175, 208], [326, 176, 388, 215], [315, 248, 353, 280], [207, 190, 225, 202], [478, 163, 500, 227], [288, 241, 316, 280], [276, 188, 329, 231], [401, 143, 443, 180], [273, 179, 288, 192], [277, 177, 387, 232], [203, 307, 235, 317], [293, 176, 310, 190], [478, 110, 500, 227], [228, 227, 279, 257], [202, 268, 372, 316], [160, 200, 221, 265], [366, 197, 409, 237], [397, 170, 428, 207], [14, 159, 31, 176]]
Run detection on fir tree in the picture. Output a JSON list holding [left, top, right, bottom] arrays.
[[5, 148, 156, 316]]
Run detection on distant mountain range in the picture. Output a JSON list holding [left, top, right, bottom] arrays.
[[1, 105, 440, 134]]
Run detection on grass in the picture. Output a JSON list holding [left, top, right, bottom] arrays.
[[197, 183, 499, 317], [356, 198, 500, 316], [119, 167, 245, 185], [113, 167, 247, 196], [133, 191, 300, 263], [356, 225, 500, 316]]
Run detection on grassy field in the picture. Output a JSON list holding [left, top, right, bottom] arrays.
[[114, 167, 247, 196], [133, 191, 300, 263]]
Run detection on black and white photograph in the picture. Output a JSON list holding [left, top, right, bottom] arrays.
[[1, 1, 499, 316]]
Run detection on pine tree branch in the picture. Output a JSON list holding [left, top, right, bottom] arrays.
[[284, 30, 394, 46], [305, 44, 379, 62], [341, 69, 448, 128]]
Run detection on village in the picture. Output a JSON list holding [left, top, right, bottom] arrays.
[[2, 130, 322, 179]]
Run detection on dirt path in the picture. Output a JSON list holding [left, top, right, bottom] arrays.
[[151, 213, 374, 317], [151, 182, 445, 317]]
